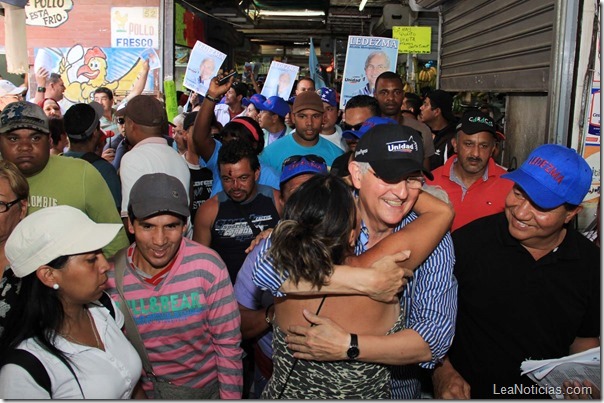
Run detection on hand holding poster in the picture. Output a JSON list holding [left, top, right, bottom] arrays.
[[140, 48, 161, 70], [261, 61, 299, 99], [183, 41, 226, 96], [340, 35, 400, 109]]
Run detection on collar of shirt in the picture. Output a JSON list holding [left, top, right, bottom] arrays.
[[448, 156, 490, 196]]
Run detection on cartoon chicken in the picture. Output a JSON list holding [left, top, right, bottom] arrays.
[[61, 46, 147, 103]]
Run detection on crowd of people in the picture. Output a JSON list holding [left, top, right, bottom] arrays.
[[0, 59, 599, 400]]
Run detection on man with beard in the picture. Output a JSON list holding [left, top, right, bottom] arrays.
[[194, 140, 280, 284], [427, 110, 512, 231]]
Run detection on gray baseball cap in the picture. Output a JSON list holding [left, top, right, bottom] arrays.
[[0, 101, 50, 135], [129, 173, 190, 219]]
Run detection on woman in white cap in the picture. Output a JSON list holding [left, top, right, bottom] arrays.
[[0, 206, 143, 399]]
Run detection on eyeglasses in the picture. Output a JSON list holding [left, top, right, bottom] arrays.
[[340, 122, 363, 132], [282, 154, 326, 168], [0, 198, 21, 213], [369, 170, 425, 189], [116, 117, 125, 125]]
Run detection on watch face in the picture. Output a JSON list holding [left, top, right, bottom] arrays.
[[347, 346, 360, 359]]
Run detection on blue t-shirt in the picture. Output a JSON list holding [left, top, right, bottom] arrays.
[[259, 132, 344, 174]]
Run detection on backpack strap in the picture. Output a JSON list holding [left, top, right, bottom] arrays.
[[98, 291, 116, 320], [2, 349, 51, 396]]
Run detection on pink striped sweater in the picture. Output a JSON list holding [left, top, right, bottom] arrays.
[[106, 238, 243, 399]]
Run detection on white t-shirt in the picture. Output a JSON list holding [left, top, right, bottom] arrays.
[[119, 137, 191, 216], [320, 125, 348, 151], [0, 301, 142, 399]]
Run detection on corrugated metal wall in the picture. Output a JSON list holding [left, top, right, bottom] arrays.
[[438, 0, 556, 92]]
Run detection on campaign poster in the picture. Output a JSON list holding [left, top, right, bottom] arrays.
[[183, 41, 227, 96], [140, 48, 161, 70], [261, 61, 299, 99], [340, 35, 400, 109]]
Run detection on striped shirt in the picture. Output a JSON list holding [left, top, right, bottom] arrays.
[[253, 211, 457, 399], [106, 238, 243, 399]]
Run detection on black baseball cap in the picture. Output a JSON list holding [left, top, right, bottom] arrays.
[[456, 110, 503, 140], [354, 124, 433, 181]]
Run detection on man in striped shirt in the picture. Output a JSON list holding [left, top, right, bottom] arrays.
[[106, 173, 242, 399], [253, 124, 457, 398]]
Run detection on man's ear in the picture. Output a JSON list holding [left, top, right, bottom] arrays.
[[36, 265, 58, 289], [451, 137, 458, 154], [349, 161, 363, 190], [564, 205, 583, 225]]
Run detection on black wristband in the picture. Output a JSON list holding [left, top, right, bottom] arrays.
[[37, 86, 46, 92], [205, 94, 221, 103], [265, 303, 274, 327]]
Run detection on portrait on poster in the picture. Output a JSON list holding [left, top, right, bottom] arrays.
[[183, 41, 226, 96], [261, 61, 299, 99], [340, 35, 400, 109]]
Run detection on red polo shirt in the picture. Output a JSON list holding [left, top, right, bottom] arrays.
[[428, 156, 514, 232]]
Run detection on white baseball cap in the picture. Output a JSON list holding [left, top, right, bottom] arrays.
[[6, 205, 123, 278], [0, 80, 27, 97]]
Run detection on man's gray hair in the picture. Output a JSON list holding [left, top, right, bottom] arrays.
[[365, 51, 390, 70]]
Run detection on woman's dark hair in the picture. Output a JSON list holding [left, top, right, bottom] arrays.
[[268, 175, 356, 289], [0, 256, 71, 367], [219, 116, 265, 154]]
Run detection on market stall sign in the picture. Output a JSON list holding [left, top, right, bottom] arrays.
[[111, 7, 159, 48], [25, 0, 74, 28], [392, 26, 431, 54]]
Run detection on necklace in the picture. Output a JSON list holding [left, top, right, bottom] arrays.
[[61, 309, 102, 350]]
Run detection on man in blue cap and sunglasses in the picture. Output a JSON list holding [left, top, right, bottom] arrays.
[[433, 144, 599, 399]]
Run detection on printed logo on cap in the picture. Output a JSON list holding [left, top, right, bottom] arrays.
[[386, 136, 418, 154], [468, 116, 493, 127]]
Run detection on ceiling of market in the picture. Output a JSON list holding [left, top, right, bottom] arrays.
[[183, 0, 439, 63]]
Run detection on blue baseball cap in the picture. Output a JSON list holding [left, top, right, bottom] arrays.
[[501, 144, 592, 209], [317, 87, 337, 107], [342, 116, 398, 140], [279, 155, 328, 184], [258, 96, 290, 118], [242, 93, 266, 109]]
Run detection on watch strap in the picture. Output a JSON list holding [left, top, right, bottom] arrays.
[[36, 86, 46, 92]]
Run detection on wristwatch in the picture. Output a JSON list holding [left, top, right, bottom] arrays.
[[347, 333, 360, 360], [36, 86, 46, 92]]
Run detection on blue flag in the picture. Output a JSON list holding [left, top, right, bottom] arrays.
[[309, 38, 327, 88]]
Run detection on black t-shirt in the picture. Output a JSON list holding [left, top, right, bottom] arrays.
[[449, 213, 600, 399], [211, 185, 280, 284], [429, 122, 457, 171]]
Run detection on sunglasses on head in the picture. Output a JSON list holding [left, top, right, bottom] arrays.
[[282, 154, 326, 168], [340, 122, 363, 132]]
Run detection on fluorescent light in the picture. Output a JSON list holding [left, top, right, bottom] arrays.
[[258, 9, 325, 17], [359, 0, 368, 11]]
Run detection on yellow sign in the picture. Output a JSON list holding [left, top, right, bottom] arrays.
[[393, 26, 432, 54]]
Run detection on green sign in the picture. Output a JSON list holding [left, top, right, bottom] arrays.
[[393, 26, 432, 54]]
